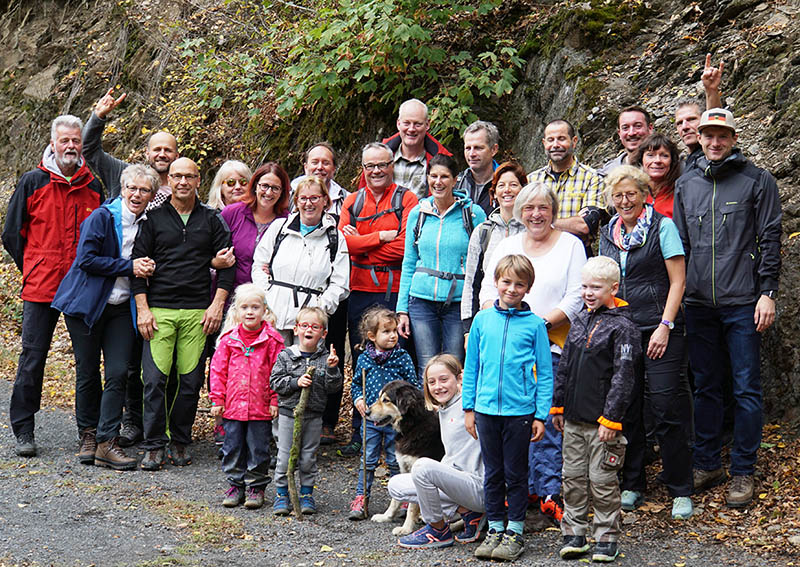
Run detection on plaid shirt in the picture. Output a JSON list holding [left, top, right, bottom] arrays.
[[527, 159, 605, 220], [392, 147, 428, 199]]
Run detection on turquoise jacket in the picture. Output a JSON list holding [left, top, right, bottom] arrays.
[[396, 194, 486, 312]]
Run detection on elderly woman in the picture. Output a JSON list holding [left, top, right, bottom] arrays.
[[480, 181, 586, 521], [632, 133, 681, 218], [461, 161, 527, 334], [52, 164, 158, 470], [396, 154, 486, 376], [290, 142, 347, 216], [252, 175, 350, 346], [207, 160, 253, 210], [599, 165, 693, 520]]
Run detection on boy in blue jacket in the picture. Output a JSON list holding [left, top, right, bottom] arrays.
[[463, 254, 553, 562]]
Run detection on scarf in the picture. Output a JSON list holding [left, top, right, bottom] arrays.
[[610, 204, 653, 251], [365, 341, 395, 365]]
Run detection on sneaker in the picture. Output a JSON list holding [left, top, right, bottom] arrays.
[[397, 523, 454, 549], [245, 487, 265, 509], [213, 424, 226, 447], [273, 493, 291, 515], [560, 535, 590, 559], [168, 442, 192, 466], [78, 428, 97, 465], [726, 475, 754, 508], [474, 529, 504, 559], [15, 432, 36, 457], [592, 541, 619, 562], [455, 510, 486, 544], [671, 496, 693, 519], [540, 494, 564, 522], [300, 493, 317, 515], [118, 423, 142, 448], [348, 494, 367, 521], [140, 448, 166, 471], [693, 467, 726, 493], [620, 490, 643, 512], [337, 440, 362, 457], [319, 426, 336, 446], [94, 439, 137, 471], [223, 485, 245, 507], [491, 530, 525, 561]]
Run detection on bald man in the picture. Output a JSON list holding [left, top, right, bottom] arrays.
[[131, 158, 234, 471]]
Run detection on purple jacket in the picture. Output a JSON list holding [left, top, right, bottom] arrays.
[[221, 201, 287, 289]]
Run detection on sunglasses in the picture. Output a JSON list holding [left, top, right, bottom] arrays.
[[224, 178, 248, 187]]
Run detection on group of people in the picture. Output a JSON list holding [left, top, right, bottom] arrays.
[[2, 52, 782, 563]]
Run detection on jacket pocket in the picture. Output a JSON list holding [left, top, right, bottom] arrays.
[[22, 257, 45, 289]]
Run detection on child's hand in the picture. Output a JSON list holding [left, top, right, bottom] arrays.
[[270, 405, 278, 419], [552, 414, 564, 433], [464, 411, 477, 440], [355, 398, 367, 418], [598, 424, 618, 442], [210, 405, 224, 417], [327, 345, 339, 368], [531, 419, 545, 442], [298, 373, 312, 388]]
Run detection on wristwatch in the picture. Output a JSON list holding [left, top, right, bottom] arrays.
[[543, 318, 553, 330], [761, 290, 777, 300], [660, 319, 674, 330]]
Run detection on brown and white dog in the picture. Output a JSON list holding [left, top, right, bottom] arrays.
[[367, 380, 446, 535]]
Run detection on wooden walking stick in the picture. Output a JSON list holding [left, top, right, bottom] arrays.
[[287, 366, 313, 520], [361, 368, 369, 517]]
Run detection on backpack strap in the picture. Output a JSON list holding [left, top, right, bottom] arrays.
[[348, 186, 408, 227], [267, 218, 290, 273]]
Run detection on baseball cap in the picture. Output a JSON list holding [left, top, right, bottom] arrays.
[[698, 108, 736, 133]]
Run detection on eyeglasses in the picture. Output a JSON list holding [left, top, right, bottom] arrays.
[[611, 191, 641, 203], [126, 186, 154, 195], [168, 173, 199, 181], [297, 195, 323, 204], [256, 183, 282, 193], [297, 322, 323, 331], [224, 178, 248, 187], [362, 161, 392, 171]]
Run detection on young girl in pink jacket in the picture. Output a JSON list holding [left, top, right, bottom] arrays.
[[210, 284, 284, 509]]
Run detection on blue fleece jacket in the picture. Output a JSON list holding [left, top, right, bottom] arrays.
[[351, 346, 418, 408], [462, 301, 553, 419], [396, 194, 486, 312]]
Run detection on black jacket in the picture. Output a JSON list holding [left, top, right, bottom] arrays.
[[673, 149, 781, 307], [552, 300, 642, 431], [270, 344, 343, 418], [131, 199, 234, 309]]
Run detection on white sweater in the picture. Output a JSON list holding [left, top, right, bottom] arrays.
[[441, 392, 483, 480]]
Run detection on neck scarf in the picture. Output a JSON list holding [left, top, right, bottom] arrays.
[[610, 204, 653, 251], [366, 341, 394, 365]]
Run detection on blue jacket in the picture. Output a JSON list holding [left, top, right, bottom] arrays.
[[351, 346, 418, 408], [397, 194, 486, 312], [51, 197, 137, 329], [462, 301, 553, 419]]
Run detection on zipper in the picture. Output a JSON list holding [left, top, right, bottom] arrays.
[[711, 176, 717, 305], [73, 205, 78, 245], [497, 312, 511, 411]]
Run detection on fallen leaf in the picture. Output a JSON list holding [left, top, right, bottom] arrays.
[[320, 545, 333, 552]]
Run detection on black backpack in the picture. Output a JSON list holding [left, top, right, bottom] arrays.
[[347, 185, 409, 228]]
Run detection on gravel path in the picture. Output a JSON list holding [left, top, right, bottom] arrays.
[[0, 379, 784, 567]]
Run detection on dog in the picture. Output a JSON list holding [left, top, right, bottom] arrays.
[[366, 380, 446, 536]]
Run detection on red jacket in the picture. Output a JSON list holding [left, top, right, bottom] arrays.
[[338, 184, 418, 293], [2, 152, 103, 303], [356, 132, 452, 191]]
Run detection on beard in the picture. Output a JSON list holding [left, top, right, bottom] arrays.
[[55, 150, 80, 171]]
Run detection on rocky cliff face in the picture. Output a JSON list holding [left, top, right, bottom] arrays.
[[1, 0, 798, 419]]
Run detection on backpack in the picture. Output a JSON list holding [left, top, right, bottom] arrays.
[[347, 185, 409, 228], [412, 201, 477, 246], [268, 219, 339, 273]]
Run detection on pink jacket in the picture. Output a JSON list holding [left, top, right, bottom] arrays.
[[209, 323, 284, 421]]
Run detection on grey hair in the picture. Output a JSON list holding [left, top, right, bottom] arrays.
[[361, 142, 394, 162], [207, 160, 253, 209], [513, 181, 559, 223], [603, 165, 650, 208], [675, 96, 704, 114], [463, 120, 500, 147], [398, 98, 428, 119], [120, 164, 160, 194], [50, 115, 83, 141]]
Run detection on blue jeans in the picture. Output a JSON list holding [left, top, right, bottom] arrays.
[[529, 352, 562, 497], [685, 304, 762, 476], [355, 420, 399, 497], [407, 296, 465, 377]]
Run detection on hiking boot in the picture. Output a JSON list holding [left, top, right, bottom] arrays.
[[560, 535, 590, 559], [15, 432, 36, 457], [620, 490, 644, 512], [592, 541, 619, 562], [118, 423, 142, 448], [337, 440, 362, 457], [474, 529, 504, 559], [78, 429, 97, 465], [300, 493, 317, 515], [140, 448, 166, 471], [693, 467, 726, 493], [273, 493, 291, 515], [455, 510, 486, 544], [223, 485, 245, 508], [491, 530, 525, 561], [726, 475, 754, 508], [671, 496, 693, 520], [94, 439, 136, 471], [319, 426, 336, 446], [244, 487, 265, 509], [213, 424, 225, 447], [397, 523, 454, 549], [348, 494, 367, 520], [168, 442, 192, 466], [540, 494, 564, 522]]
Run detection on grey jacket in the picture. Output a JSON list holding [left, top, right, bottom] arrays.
[[673, 149, 781, 307], [270, 344, 343, 418], [82, 112, 129, 199]]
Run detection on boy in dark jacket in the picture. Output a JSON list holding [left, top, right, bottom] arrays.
[[551, 257, 642, 563], [270, 307, 343, 515]]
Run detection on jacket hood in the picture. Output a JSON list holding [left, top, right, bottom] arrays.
[[486, 208, 524, 229], [585, 297, 631, 317], [418, 193, 474, 215], [698, 148, 747, 178], [40, 145, 86, 180], [285, 343, 327, 360], [221, 322, 282, 347], [283, 211, 338, 234], [492, 300, 534, 316]]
